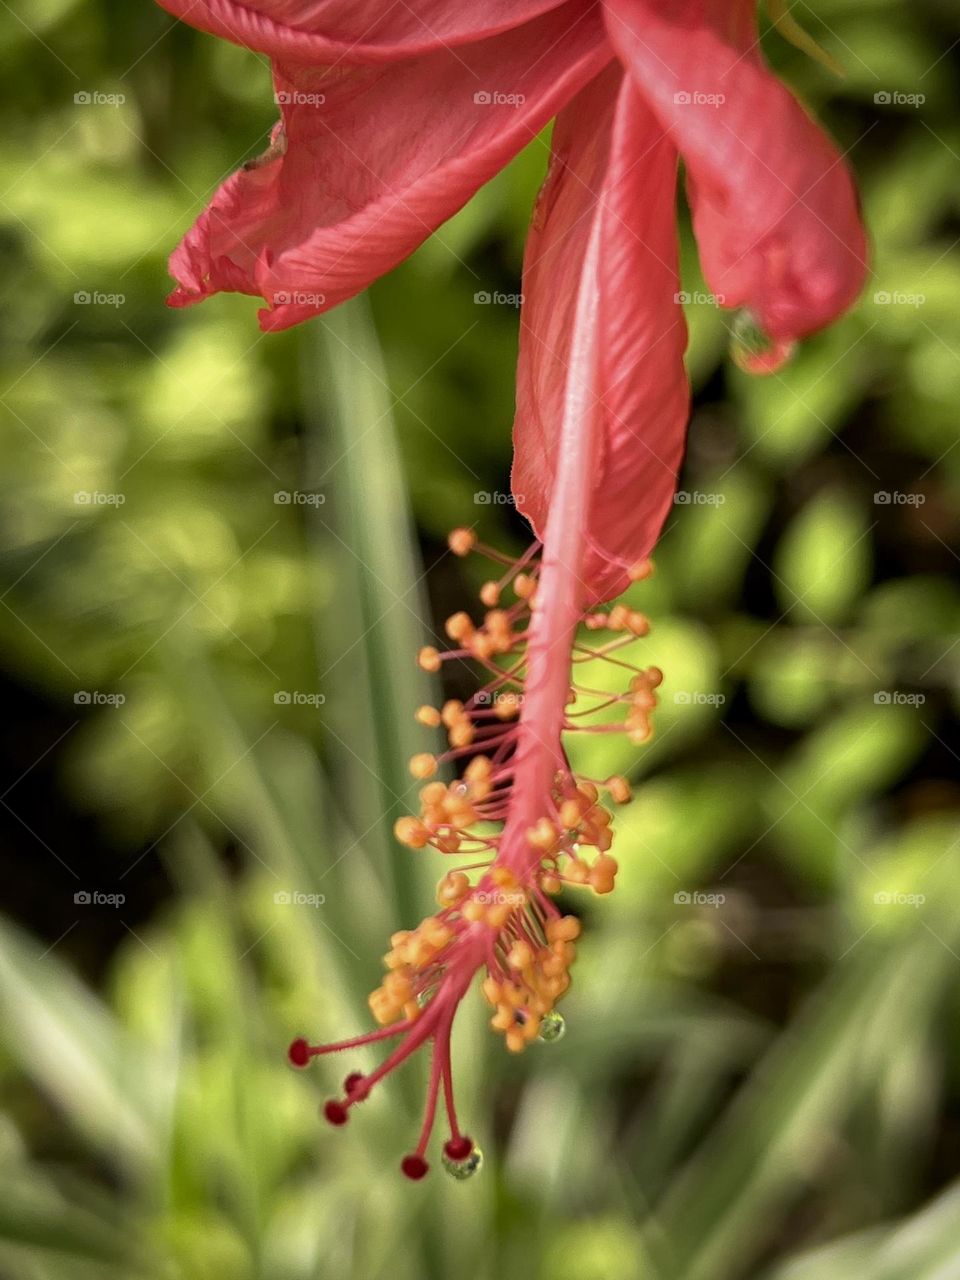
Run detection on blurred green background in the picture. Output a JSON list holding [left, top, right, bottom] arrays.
[[1, 2, 958, 1278]]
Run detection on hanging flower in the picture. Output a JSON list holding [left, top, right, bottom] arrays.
[[158, 0, 868, 1176]]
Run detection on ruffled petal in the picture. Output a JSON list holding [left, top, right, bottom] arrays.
[[168, 3, 610, 330], [603, 0, 868, 353], [157, 0, 568, 63], [512, 66, 689, 603]]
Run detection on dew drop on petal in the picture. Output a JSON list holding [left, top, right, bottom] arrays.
[[729, 309, 796, 375], [537, 1010, 566, 1043], [442, 1145, 484, 1180]]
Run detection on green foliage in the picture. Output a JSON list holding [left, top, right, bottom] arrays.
[[0, 2, 958, 1279]]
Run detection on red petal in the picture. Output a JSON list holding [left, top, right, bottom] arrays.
[[604, 0, 868, 345], [168, 4, 609, 330], [512, 67, 689, 603], [156, 0, 567, 63]]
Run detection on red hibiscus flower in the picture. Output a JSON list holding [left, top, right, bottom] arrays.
[[160, 0, 868, 1179]]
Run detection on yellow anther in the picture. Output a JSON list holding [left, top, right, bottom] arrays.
[[480, 581, 500, 607], [577, 781, 599, 805], [527, 817, 558, 852], [440, 700, 464, 728], [404, 1000, 422, 1022], [547, 915, 581, 943], [417, 646, 442, 672], [462, 897, 485, 923], [383, 971, 413, 1003], [491, 1005, 515, 1032], [490, 866, 519, 891], [608, 604, 629, 631], [560, 798, 586, 830], [445, 611, 474, 643], [449, 721, 475, 749], [435, 832, 462, 855], [465, 755, 492, 783], [625, 610, 650, 636], [507, 941, 533, 970], [415, 704, 442, 727], [565, 859, 589, 885], [394, 816, 430, 849], [420, 781, 446, 807], [448, 528, 477, 557], [606, 774, 631, 804], [481, 977, 502, 1005], [487, 901, 514, 929], [505, 1028, 527, 1053], [628, 558, 654, 581], [494, 691, 521, 720], [421, 918, 453, 951], [513, 573, 536, 600], [409, 753, 438, 779], [436, 871, 470, 908], [540, 872, 562, 895], [589, 853, 618, 895]]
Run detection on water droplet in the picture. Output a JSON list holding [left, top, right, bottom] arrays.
[[729, 309, 796, 375], [537, 1010, 566, 1043], [452, 781, 470, 797], [442, 1145, 484, 1180]]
